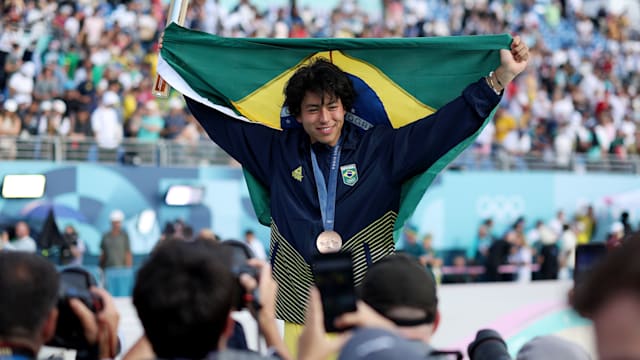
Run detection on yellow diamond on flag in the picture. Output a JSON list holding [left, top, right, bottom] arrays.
[[232, 51, 436, 130]]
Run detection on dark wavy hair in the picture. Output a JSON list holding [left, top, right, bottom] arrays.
[[284, 58, 355, 117], [133, 240, 235, 358], [0, 252, 59, 339]]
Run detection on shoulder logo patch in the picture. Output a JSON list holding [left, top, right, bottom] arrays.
[[340, 164, 358, 186], [291, 166, 303, 182]]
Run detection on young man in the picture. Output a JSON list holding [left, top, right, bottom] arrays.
[[0, 252, 119, 360], [182, 37, 529, 330], [130, 239, 289, 360]]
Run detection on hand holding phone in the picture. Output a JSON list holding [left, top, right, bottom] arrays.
[[312, 252, 357, 333], [574, 243, 607, 284]]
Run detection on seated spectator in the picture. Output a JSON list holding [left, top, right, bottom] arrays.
[[128, 239, 289, 359], [0, 251, 119, 360], [571, 233, 640, 359]]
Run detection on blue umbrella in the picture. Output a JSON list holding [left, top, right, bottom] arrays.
[[21, 201, 88, 223]]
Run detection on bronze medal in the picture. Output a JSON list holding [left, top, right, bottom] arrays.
[[316, 230, 343, 253]]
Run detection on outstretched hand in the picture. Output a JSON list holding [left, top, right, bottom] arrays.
[[496, 35, 529, 86]]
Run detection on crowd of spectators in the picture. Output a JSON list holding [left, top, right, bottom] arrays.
[[400, 202, 638, 285], [0, 0, 639, 167]]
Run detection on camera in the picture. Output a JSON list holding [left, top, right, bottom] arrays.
[[59, 232, 79, 265], [467, 329, 511, 360], [47, 267, 103, 350], [220, 240, 259, 310]]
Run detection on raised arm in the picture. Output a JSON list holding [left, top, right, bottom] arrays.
[[388, 36, 529, 182], [185, 97, 279, 188]]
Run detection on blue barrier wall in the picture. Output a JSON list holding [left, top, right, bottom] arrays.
[[0, 161, 637, 255]]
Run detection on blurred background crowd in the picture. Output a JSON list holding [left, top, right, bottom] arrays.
[[0, 0, 640, 169]]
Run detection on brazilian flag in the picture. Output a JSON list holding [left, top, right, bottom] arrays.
[[159, 23, 510, 240]]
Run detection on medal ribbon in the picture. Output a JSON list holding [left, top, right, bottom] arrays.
[[310, 141, 341, 232]]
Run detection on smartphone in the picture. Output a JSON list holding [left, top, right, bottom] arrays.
[[312, 252, 357, 333], [574, 243, 607, 284]]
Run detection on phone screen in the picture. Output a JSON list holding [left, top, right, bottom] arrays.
[[313, 252, 357, 333], [574, 243, 607, 284]]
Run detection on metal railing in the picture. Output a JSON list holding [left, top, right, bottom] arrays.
[[2, 135, 640, 173]]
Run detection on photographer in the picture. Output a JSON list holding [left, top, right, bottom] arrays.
[[128, 239, 290, 360], [60, 225, 85, 266], [0, 252, 119, 360]]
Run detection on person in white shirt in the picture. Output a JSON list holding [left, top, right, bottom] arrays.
[[91, 91, 123, 161], [7, 221, 37, 252], [244, 229, 267, 261]]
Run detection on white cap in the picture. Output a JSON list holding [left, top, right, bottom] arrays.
[[610, 221, 624, 234], [110, 209, 125, 222], [145, 100, 158, 112], [40, 100, 52, 111], [3, 99, 17, 112], [52, 99, 66, 113], [169, 97, 184, 110], [20, 61, 36, 78], [102, 91, 119, 106]]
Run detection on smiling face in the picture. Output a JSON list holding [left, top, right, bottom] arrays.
[[297, 91, 346, 147]]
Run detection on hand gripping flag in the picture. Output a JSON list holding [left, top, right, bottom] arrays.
[[158, 23, 511, 240]]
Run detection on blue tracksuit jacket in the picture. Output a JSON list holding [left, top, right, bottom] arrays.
[[186, 78, 501, 323]]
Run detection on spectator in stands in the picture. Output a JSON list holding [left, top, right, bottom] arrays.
[[33, 64, 62, 103], [548, 210, 566, 238], [60, 224, 85, 266], [572, 233, 640, 360], [418, 233, 442, 270], [162, 97, 188, 140], [129, 239, 289, 359], [507, 229, 533, 283], [7, 62, 35, 106], [576, 204, 597, 244], [50, 99, 70, 136], [606, 221, 625, 249], [559, 223, 579, 280], [400, 224, 425, 260], [99, 209, 132, 268], [0, 99, 21, 159], [91, 91, 123, 162], [5, 221, 37, 252], [473, 220, 494, 266], [620, 211, 634, 236], [137, 100, 164, 142], [0, 251, 120, 360], [0, 228, 10, 251], [244, 229, 267, 261]]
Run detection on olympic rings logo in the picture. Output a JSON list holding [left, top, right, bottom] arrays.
[[475, 195, 526, 221]]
